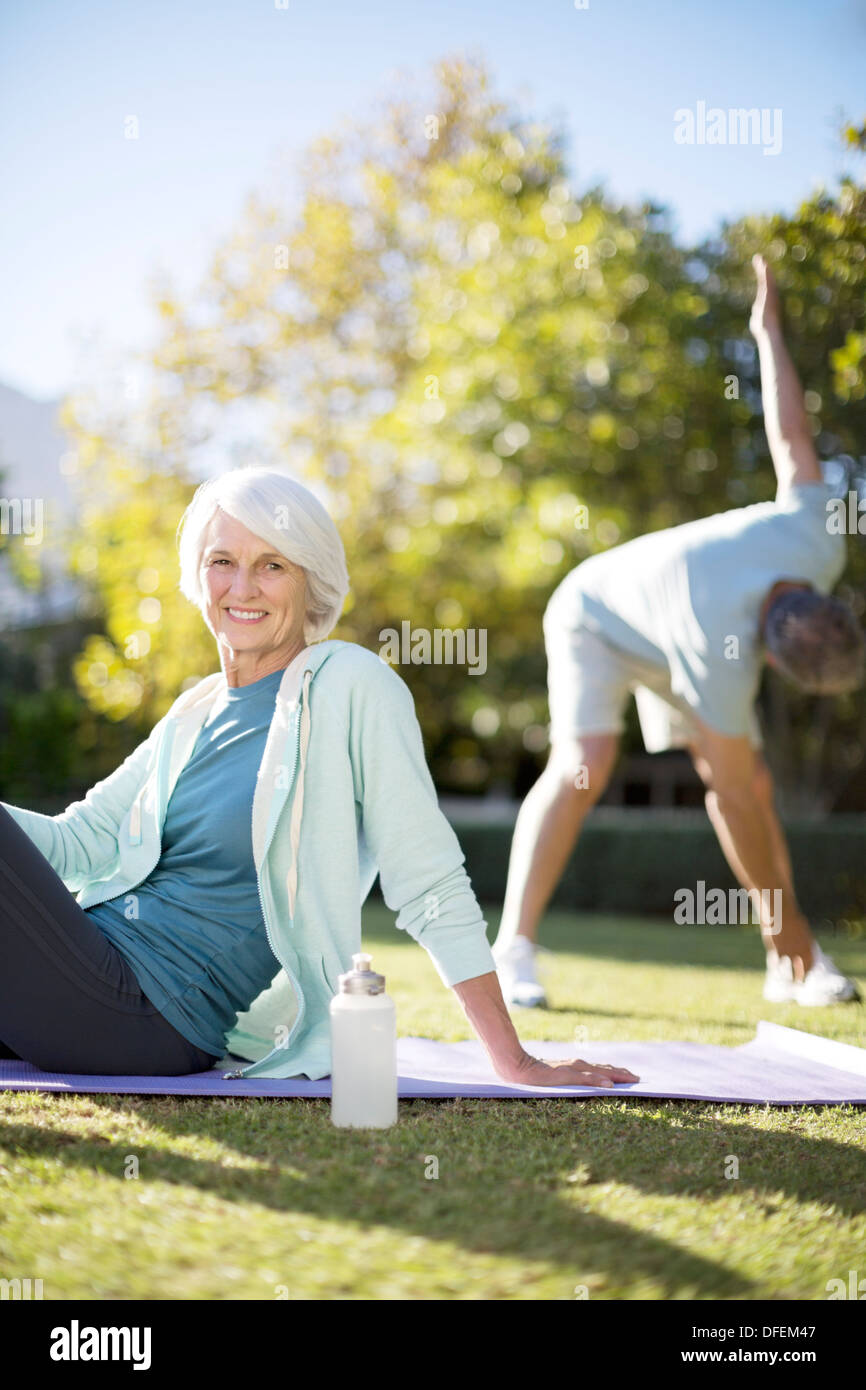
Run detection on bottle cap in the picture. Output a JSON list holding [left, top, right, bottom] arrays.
[[338, 952, 386, 996]]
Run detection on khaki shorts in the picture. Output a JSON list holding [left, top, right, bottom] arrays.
[[542, 592, 762, 753]]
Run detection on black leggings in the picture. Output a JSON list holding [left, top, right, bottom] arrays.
[[0, 803, 221, 1075]]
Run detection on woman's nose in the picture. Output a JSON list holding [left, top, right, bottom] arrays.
[[227, 568, 260, 594]]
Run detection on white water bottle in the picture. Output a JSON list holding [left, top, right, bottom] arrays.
[[329, 952, 397, 1129]]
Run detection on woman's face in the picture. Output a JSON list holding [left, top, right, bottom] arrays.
[[200, 509, 308, 666]]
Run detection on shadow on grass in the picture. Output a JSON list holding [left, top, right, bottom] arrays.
[[4, 1097, 864, 1298]]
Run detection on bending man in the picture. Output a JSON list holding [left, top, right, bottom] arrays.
[[493, 255, 864, 1009]]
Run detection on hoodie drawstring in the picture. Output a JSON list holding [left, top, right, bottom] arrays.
[[286, 666, 312, 918]]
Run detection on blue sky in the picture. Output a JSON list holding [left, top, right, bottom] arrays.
[[2, 0, 864, 401]]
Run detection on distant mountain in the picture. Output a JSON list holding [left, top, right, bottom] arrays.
[[0, 381, 78, 516], [0, 380, 84, 630]]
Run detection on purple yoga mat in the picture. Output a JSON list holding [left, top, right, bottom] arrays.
[[0, 1023, 864, 1105]]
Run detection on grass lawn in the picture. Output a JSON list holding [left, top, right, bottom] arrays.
[[1, 905, 865, 1301]]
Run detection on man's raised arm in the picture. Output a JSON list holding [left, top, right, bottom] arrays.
[[749, 252, 823, 501]]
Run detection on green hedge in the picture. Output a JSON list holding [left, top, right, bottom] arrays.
[[435, 810, 866, 922]]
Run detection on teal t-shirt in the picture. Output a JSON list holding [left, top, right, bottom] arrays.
[[550, 483, 846, 737], [87, 667, 287, 1058]]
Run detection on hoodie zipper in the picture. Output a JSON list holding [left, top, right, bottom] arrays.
[[223, 676, 308, 1079]]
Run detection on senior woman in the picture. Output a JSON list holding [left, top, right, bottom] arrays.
[[0, 467, 638, 1090]]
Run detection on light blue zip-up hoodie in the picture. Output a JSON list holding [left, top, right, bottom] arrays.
[[2, 639, 497, 1080]]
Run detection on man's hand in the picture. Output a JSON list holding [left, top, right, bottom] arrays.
[[500, 1052, 639, 1089], [764, 911, 815, 980], [749, 253, 782, 338], [747, 252, 822, 494]]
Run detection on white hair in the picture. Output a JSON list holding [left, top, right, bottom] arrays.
[[176, 466, 350, 644]]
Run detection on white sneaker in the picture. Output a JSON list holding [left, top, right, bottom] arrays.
[[763, 951, 796, 1003], [493, 935, 549, 1008], [763, 944, 861, 1006]]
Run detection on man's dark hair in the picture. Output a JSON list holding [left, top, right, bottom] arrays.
[[763, 588, 865, 694]]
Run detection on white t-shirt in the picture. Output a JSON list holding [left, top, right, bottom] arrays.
[[555, 483, 846, 738]]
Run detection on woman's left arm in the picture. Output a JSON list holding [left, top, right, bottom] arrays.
[[347, 655, 639, 1089]]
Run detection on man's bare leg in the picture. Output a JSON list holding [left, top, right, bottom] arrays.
[[690, 746, 814, 977], [492, 733, 620, 955]]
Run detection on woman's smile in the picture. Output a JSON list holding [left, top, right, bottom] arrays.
[[224, 607, 269, 624]]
